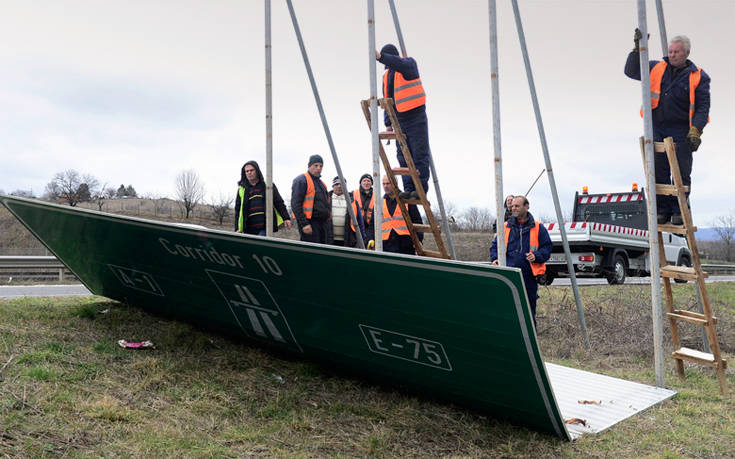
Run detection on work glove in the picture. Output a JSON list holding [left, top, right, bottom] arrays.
[[687, 126, 702, 152], [632, 28, 649, 52], [367, 240, 375, 250]]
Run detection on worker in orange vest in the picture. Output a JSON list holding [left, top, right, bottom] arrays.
[[491, 196, 551, 328], [625, 32, 710, 226], [291, 155, 331, 244], [376, 44, 432, 200], [381, 176, 423, 255]]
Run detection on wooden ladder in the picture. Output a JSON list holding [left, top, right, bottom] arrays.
[[640, 136, 728, 395], [360, 98, 450, 259]]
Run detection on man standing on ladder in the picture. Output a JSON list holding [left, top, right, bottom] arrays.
[[625, 32, 710, 225], [376, 44, 431, 200]]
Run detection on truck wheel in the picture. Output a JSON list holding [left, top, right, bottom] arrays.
[[675, 256, 691, 284], [606, 254, 626, 285]]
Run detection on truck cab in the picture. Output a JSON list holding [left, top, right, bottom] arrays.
[[544, 185, 691, 285]]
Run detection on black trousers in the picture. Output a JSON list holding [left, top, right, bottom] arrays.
[[653, 127, 693, 215], [298, 219, 329, 244]]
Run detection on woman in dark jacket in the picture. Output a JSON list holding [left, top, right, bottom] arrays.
[[234, 160, 291, 235]]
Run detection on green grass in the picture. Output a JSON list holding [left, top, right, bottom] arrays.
[[1, 285, 734, 457]]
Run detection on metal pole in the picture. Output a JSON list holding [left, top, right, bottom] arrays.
[[654, 0, 707, 353], [524, 168, 545, 197], [387, 0, 456, 259], [285, 0, 364, 249], [511, 0, 590, 348], [488, 0, 505, 266], [637, 0, 666, 388], [654, 0, 668, 57], [368, 0, 382, 251], [387, 0, 407, 58], [265, 0, 274, 238]]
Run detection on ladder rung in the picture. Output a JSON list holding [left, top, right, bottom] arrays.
[[392, 167, 411, 175], [658, 223, 696, 235], [379, 131, 397, 140], [660, 265, 707, 281], [672, 347, 725, 368], [412, 224, 437, 233], [655, 184, 690, 196], [421, 249, 448, 259], [667, 310, 714, 326], [403, 198, 429, 206]]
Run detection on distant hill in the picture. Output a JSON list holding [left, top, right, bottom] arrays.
[[696, 228, 723, 242]]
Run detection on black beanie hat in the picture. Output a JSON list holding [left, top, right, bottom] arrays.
[[308, 154, 323, 167], [359, 173, 373, 185], [381, 44, 399, 56]]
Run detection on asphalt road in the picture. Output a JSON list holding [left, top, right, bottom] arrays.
[[0, 284, 92, 298], [1, 276, 734, 298], [553, 275, 735, 286]]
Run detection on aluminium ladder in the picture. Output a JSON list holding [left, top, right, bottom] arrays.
[[361, 98, 450, 259], [640, 136, 728, 395]]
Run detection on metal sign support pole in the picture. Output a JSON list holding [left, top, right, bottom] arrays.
[[285, 0, 364, 249], [488, 0, 505, 266], [653, 0, 709, 354], [265, 0, 274, 238], [511, 0, 589, 348], [387, 0, 456, 259], [637, 0, 665, 388], [654, 0, 668, 57], [368, 0, 382, 251]]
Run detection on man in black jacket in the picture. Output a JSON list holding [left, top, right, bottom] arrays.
[[234, 160, 291, 236], [291, 155, 331, 244]]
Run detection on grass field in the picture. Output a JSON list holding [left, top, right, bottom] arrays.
[[1, 283, 734, 457]]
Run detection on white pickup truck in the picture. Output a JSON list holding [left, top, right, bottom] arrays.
[[544, 186, 691, 285]]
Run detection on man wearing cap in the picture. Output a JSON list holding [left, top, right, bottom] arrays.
[[353, 173, 376, 242], [291, 155, 331, 244], [381, 176, 423, 255], [376, 43, 432, 200], [328, 176, 366, 247]]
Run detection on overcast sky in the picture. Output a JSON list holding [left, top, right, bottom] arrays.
[[1, 0, 733, 224]]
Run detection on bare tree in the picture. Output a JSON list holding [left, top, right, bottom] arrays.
[[91, 184, 115, 211], [175, 169, 205, 219], [44, 170, 100, 206], [712, 213, 735, 262], [460, 207, 492, 232], [211, 193, 234, 225]]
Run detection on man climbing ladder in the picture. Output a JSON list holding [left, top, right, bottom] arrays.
[[624, 31, 710, 225], [376, 43, 431, 200]]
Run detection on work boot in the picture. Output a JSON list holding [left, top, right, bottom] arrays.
[[657, 214, 670, 224], [398, 190, 412, 200], [409, 190, 420, 199], [671, 214, 683, 225]]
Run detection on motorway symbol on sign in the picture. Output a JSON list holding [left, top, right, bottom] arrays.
[[206, 269, 302, 352]]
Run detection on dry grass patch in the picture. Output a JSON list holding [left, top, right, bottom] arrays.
[[1, 285, 734, 457]]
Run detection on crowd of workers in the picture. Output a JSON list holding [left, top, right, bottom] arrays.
[[232, 32, 710, 327]]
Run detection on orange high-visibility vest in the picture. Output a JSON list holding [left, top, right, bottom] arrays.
[[643, 61, 705, 127], [504, 221, 546, 276], [381, 199, 409, 240], [383, 70, 426, 113], [353, 190, 374, 224], [301, 173, 327, 219]]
